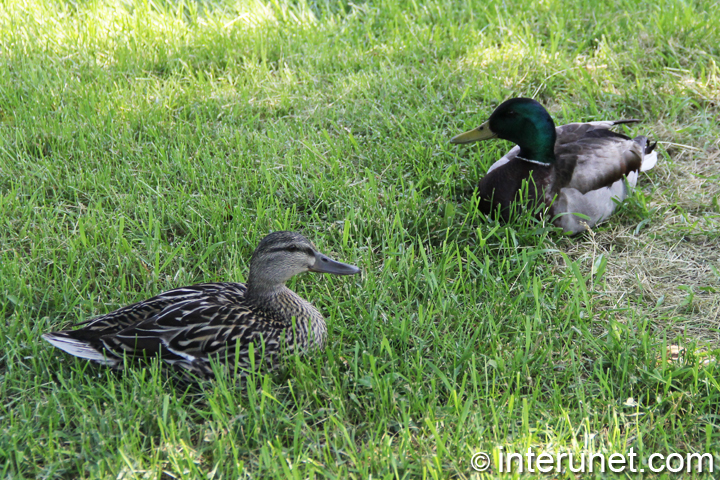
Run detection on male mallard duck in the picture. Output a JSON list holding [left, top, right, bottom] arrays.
[[43, 231, 360, 379], [451, 98, 657, 234]]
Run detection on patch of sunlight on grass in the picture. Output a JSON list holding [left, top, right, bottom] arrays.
[[462, 41, 552, 70], [664, 64, 720, 104], [223, 0, 318, 29], [0, 0, 318, 60], [459, 39, 564, 92]]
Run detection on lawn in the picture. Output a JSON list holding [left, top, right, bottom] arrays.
[[1, 0, 719, 478]]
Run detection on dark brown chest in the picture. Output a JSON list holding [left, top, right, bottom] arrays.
[[476, 158, 553, 221]]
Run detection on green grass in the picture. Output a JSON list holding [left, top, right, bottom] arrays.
[[1, 0, 719, 478]]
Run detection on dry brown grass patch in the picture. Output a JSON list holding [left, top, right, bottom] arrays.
[[553, 143, 720, 347]]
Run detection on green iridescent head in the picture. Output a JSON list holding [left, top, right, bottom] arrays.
[[451, 98, 557, 165]]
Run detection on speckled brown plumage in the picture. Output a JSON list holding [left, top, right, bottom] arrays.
[[43, 231, 360, 380]]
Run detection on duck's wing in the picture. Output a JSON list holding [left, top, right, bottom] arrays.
[[554, 121, 656, 193], [128, 295, 297, 377], [72, 282, 244, 334], [114, 293, 284, 354], [549, 122, 657, 234], [42, 282, 251, 366]]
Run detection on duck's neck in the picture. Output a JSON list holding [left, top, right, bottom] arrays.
[[517, 129, 556, 166], [246, 282, 290, 306], [247, 280, 325, 348], [247, 281, 309, 317]]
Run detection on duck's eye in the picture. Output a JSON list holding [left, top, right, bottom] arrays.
[[287, 244, 299, 252], [506, 110, 517, 116]]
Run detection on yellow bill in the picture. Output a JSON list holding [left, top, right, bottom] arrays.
[[450, 120, 497, 144]]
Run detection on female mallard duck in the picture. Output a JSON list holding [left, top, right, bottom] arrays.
[[451, 98, 657, 234], [43, 231, 360, 379]]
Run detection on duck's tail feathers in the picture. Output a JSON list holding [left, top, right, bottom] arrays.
[[43, 332, 117, 366], [625, 170, 639, 188], [612, 119, 641, 126], [641, 140, 658, 172]]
